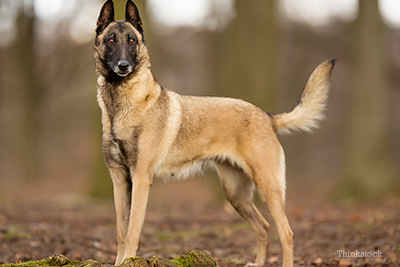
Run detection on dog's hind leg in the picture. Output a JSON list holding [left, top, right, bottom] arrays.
[[252, 146, 294, 267], [215, 162, 271, 267]]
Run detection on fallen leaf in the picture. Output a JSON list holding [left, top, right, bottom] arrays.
[[339, 259, 352, 266], [313, 257, 323, 264], [349, 213, 362, 222]]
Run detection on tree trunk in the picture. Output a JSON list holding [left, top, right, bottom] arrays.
[[233, 0, 278, 111], [7, 3, 43, 181], [339, 0, 396, 200], [213, 0, 278, 112]]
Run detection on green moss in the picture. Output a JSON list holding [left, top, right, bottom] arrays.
[[1, 259, 48, 267], [47, 255, 72, 266], [2, 225, 32, 240], [1, 255, 85, 267], [155, 233, 174, 241], [0, 251, 218, 267], [119, 256, 148, 267], [231, 222, 250, 230], [171, 251, 219, 267], [146, 256, 176, 267]]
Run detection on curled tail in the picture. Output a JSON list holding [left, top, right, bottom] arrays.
[[271, 59, 336, 135]]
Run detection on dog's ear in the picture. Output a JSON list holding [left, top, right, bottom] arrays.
[[125, 0, 143, 34], [96, 0, 115, 34]]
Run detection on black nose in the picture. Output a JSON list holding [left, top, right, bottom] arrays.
[[118, 60, 129, 71]]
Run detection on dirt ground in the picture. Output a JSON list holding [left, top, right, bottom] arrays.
[[0, 177, 399, 267]]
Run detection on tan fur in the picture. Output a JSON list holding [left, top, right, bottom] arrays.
[[94, 2, 335, 267], [271, 60, 334, 135]]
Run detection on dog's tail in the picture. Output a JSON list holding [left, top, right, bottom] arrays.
[[270, 59, 336, 135]]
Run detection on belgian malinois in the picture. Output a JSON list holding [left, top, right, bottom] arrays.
[[94, 1, 335, 266]]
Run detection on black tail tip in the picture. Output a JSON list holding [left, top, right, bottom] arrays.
[[330, 58, 339, 67]]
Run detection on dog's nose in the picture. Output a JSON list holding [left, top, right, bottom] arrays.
[[118, 60, 130, 71]]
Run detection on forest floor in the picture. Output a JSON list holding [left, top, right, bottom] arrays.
[[0, 177, 399, 267]]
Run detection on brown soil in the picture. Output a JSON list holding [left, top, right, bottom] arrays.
[[0, 178, 399, 266]]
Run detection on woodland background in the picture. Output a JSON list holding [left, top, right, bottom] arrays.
[[0, 0, 399, 203], [0, 0, 400, 266]]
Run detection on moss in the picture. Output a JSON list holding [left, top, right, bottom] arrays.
[[76, 260, 108, 267], [1, 259, 49, 267], [231, 222, 250, 230], [47, 255, 72, 266], [155, 234, 174, 241], [0, 251, 218, 267], [1, 255, 91, 267], [120, 257, 148, 267], [156, 231, 196, 242], [2, 225, 32, 240], [146, 256, 176, 267], [1, 255, 74, 267], [171, 251, 219, 267]]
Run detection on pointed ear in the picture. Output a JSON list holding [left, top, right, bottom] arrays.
[[125, 0, 143, 34], [96, 0, 115, 34]]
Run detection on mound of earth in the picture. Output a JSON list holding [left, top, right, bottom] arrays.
[[1, 250, 219, 267]]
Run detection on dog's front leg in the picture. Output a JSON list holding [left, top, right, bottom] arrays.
[[122, 171, 153, 261], [110, 166, 131, 266]]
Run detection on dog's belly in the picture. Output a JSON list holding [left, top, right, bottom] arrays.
[[154, 147, 244, 182], [154, 156, 212, 181]]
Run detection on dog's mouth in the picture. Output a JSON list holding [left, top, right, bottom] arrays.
[[115, 69, 132, 77], [110, 60, 134, 77]]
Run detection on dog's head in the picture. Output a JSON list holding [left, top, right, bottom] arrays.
[[94, 0, 149, 81]]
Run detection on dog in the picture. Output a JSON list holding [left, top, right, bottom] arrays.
[[94, 1, 335, 266]]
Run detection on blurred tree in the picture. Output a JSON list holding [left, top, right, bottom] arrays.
[[213, 0, 278, 112], [209, 0, 278, 202], [339, 0, 396, 200], [1, 0, 107, 188], [6, 2, 44, 181], [113, 0, 149, 33], [113, 0, 125, 21]]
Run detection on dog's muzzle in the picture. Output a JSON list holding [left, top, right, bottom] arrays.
[[114, 60, 133, 77]]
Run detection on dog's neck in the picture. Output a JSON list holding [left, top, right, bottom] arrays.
[[97, 65, 160, 118]]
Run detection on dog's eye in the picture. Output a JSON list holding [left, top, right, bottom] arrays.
[[108, 39, 115, 44], [129, 38, 135, 44]]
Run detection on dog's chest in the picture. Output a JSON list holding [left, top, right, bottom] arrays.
[[108, 139, 124, 163], [105, 123, 142, 167]]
